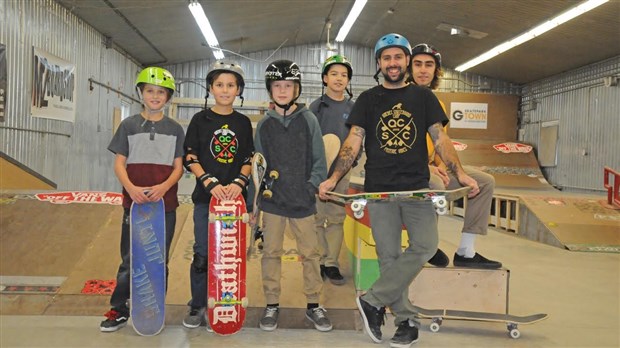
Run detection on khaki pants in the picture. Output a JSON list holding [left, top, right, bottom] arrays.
[[315, 174, 350, 268], [261, 212, 322, 304], [429, 165, 495, 235]]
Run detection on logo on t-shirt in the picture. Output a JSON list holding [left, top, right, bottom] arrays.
[[211, 125, 238, 163], [376, 103, 417, 155]]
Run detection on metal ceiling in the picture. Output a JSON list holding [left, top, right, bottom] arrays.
[[56, 0, 620, 84]]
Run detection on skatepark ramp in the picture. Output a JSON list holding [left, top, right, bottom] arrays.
[[448, 139, 619, 253], [1, 152, 56, 190], [350, 139, 619, 253]]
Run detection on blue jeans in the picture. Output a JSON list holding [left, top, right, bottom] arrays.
[[188, 203, 209, 308], [110, 208, 176, 313]]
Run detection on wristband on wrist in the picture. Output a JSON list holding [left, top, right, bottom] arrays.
[[198, 173, 210, 184], [231, 179, 245, 189], [204, 177, 219, 193]]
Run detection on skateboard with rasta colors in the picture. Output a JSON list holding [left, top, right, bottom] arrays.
[[413, 305, 548, 339], [130, 198, 166, 336], [207, 194, 248, 335], [327, 186, 471, 219]]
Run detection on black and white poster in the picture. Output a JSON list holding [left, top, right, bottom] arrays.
[[31, 47, 76, 122]]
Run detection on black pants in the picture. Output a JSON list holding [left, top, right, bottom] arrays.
[[109, 208, 176, 313]]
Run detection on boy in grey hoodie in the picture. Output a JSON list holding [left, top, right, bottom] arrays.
[[254, 59, 330, 333]]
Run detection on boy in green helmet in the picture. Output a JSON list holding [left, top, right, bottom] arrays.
[[101, 67, 185, 332], [309, 54, 355, 286]]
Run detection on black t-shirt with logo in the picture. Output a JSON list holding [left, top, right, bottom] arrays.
[[347, 84, 447, 192], [184, 108, 254, 204]]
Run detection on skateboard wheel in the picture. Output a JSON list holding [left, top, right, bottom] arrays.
[[241, 297, 248, 308], [207, 298, 215, 308], [208, 213, 216, 222], [509, 328, 521, 339], [263, 189, 273, 199], [435, 198, 447, 209], [241, 213, 249, 223], [353, 210, 364, 219], [351, 201, 363, 212], [429, 322, 441, 333], [269, 170, 279, 180], [436, 207, 448, 216]]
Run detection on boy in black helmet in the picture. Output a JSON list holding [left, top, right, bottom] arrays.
[[255, 59, 331, 332], [309, 54, 355, 286]]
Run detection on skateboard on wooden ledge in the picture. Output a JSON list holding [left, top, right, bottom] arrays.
[[327, 186, 471, 219], [207, 194, 249, 335], [129, 198, 166, 336], [413, 305, 548, 339]]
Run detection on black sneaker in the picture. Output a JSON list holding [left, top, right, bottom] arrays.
[[100, 309, 128, 332], [390, 320, 419, 348], [356, 296, 385, 343], [453, 252, 502, 269], [324, 266, 346, 285], [427, 248, 449, 267], [320, 265, 327, 279]]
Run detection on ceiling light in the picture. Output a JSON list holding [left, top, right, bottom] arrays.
[[188, 1, 225, 59], [455, 0, 608, 72], [335, 0, 368, 42]]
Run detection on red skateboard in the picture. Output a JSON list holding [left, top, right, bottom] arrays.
[[207, 194, 248, 335]]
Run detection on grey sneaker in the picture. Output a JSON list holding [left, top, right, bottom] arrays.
[[183, 307, 205, 329], [259, 306, 279, 331], [305, 307, 333, 332]]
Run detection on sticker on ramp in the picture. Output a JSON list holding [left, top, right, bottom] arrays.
[[35, 191, 122, 205], [452, 141, 468, 151], [81, 279, 116, 295], [493, 143, 533, 154]]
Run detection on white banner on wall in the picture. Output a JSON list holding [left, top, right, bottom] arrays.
[[31, 47, 76, 122], [449, 102, 488, 129]]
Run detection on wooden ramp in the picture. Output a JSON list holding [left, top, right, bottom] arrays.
[[0, 194, 359, 329], [518, 193, 620, 252], [443, 139, 619, 252], [0, 152, 56, 190]]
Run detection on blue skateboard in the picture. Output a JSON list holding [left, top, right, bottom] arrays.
[[130, 199, 166, 336]]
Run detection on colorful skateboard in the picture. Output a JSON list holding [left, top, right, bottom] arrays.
[[412, 305, 548, 339], [327, 186, 471, 219], [129, 199, 166, 336], [207, 195, 248, 335]]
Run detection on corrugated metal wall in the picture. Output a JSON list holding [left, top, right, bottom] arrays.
[[520, 56, 620, 192], [164, 42, 519, 122], [4, 0, 615, 193], [1, 0, 141, 191]]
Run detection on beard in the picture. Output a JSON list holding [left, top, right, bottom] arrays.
[[382, 67, 407, 84]]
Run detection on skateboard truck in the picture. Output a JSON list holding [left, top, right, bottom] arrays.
[[262, 170, 279, 199], [348, 195, 450, 219]]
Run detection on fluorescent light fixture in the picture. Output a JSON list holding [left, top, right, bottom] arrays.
[[455, 0, 608, 72], [335, 0, 368, 42], [188, 1, 225, 59]]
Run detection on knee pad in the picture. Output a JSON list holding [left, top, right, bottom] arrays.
[[191, 253, 208, 273]]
